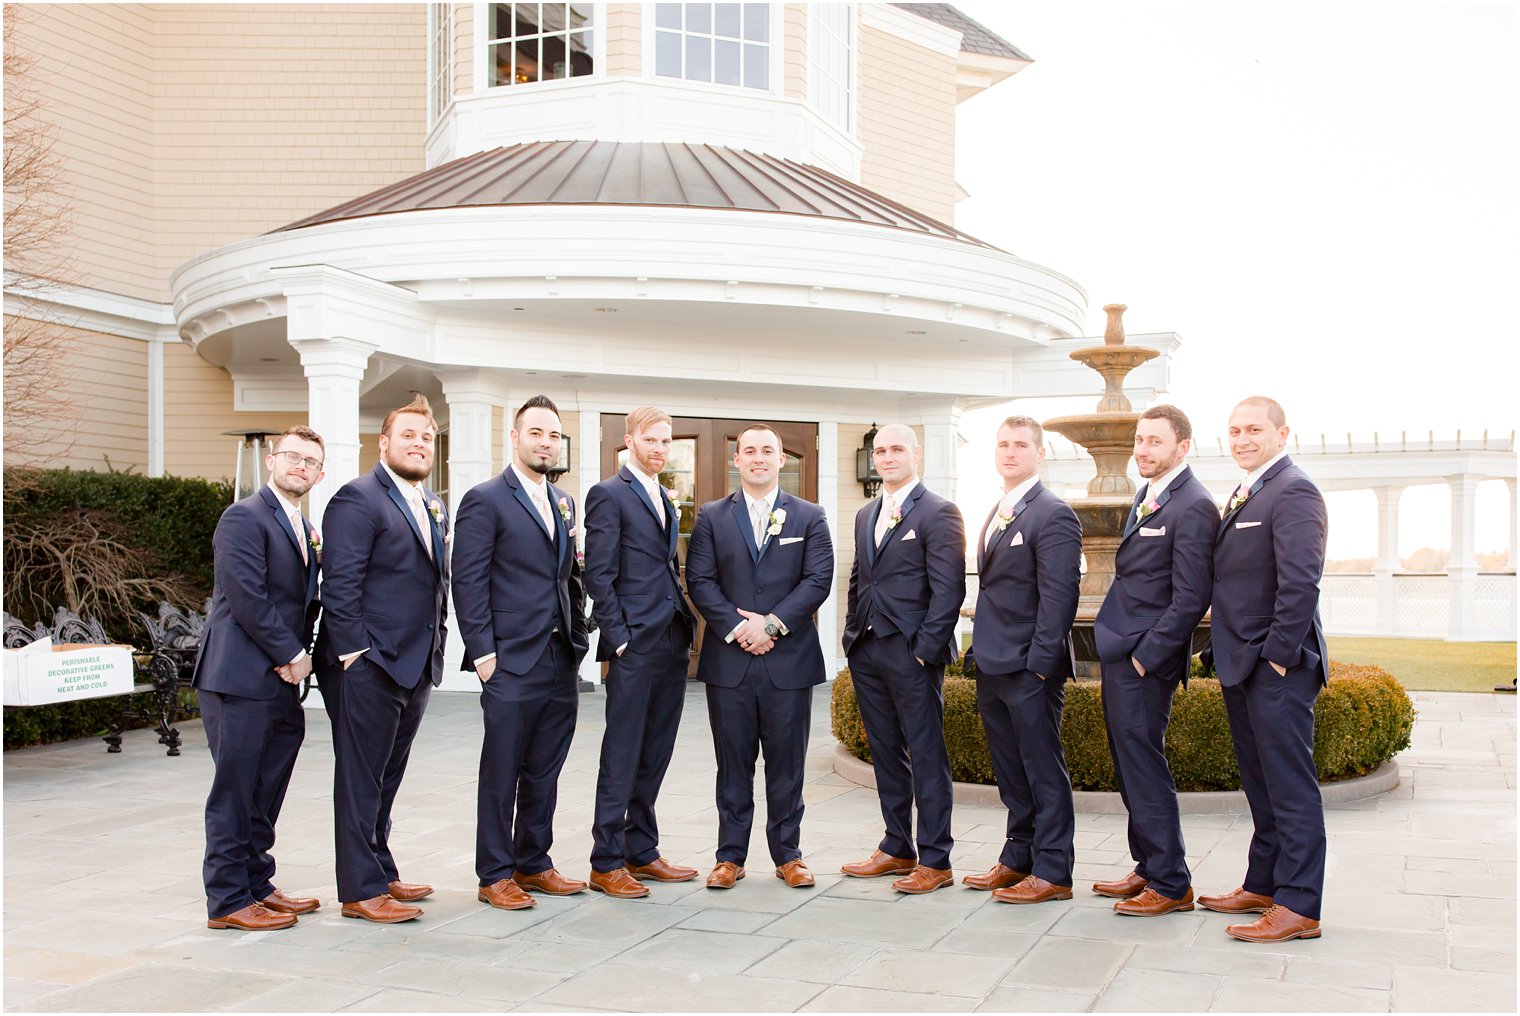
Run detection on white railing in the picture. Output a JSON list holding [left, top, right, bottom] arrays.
[[1322, 572, 1516, 641]]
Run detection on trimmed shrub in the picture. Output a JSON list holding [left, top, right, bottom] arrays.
[[831, 659, 1416, 792]]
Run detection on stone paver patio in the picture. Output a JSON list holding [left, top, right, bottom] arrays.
[[4, 686, 1515, 1012]]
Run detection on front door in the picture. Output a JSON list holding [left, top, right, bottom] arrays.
[[600, 415, 818, 676]]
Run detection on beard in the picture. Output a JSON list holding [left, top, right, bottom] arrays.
[[273, 474, 314, 499], [517, 451, 552, 475], [385, 448, 432, 482]]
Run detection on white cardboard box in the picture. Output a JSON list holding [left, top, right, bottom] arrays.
[[2, 639, 137, 706]]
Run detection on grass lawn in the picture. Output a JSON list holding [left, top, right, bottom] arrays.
[[1328, 637, 1517, 693]]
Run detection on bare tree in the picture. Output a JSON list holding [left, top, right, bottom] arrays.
[[4, 3, 79, 463]]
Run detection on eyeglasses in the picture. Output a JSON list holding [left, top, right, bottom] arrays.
[[273, 450, 324, 471]]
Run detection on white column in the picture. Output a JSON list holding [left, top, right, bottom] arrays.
[[437, 371, 507, 508], [147, 337, 165, 477], [1373, 485, 1402, 635], [1507, 478, 1517, 571], [817, 419, 840, 679], [919, 406, 964, 503], [290, 336, 375, 529], [579, 409, 605, 686], [1447, 472, 1481, 640]]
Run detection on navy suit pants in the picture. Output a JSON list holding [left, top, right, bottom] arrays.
[[476, 635, 579, 884], [331, 658, 431, 902], [591, 623, 688, 872], [1223, 658, 1326, 920], [977, 670, 1075, 885], [199, 685, 304, 918], [705, 663, 813, 866], [847, 631, 954, 870], [1101, 659, 1189, 897]]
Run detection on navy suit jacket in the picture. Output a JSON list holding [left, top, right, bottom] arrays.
[[843, 483, 966, 666], [314, 463, 450, 689], [1094, 465, 1217, 683], [451, 468, 590, 675], [1208, 456, 1329, 687], [583, 465, 694, 662], [969, 480, 1082, 679], [192, 485, 320, 700], [685, 490, 834, 690]]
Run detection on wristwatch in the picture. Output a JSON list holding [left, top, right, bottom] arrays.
[[764, 617, 781, 638]]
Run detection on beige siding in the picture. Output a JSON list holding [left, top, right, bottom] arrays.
[[603, 3, 641, 77], [856, 23, 958, 224], [5, 321, 150, 472], [491, 404, 505, 474], [554, 409, 583, 506], [783, 3, 807, 99], [161, 342, 304, 481], [452, 2, 473, 99]]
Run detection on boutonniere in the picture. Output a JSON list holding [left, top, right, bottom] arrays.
[[427, 498, 445, 525], [1136, 498, 1160, 522], [991, 504, 1016, 534], [767, 507, 786, 536], [308, 528, 322, 561], [884, 501, 903, 530], [1227, 489, 1248, 514], [666, 487, 682, 522], [557, 496, 572, 524]]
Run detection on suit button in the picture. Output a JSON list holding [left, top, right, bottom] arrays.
[[757, 587, 764, 594], [426, 623, 434, 630]]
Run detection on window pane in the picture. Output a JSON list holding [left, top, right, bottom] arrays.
[[687, 3, 712, 34], [569, 4, 592, 30], [742, 3, 767, 42], [715, 38, 740, 85], [685, 34, 712, 82], [491, 42, 509, 85], [570, 29, 594, 76], [491, 3, 512, 42], [715, 3, 740, 38], [655, 30, 682, 77], [655, 3, 681, 29], [743, 42, 766, 88], [543, 33, 568, 78], [540, 3, 567, 32], [516, 37, 541, 83]]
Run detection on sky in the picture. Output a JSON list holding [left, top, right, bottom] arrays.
[[945, 0, 1518, 558]]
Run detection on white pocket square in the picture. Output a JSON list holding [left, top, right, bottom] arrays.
[[1235, 520, 1262, 529], [778, 536, 804, 545], [900, 529, 917, 541], [1139, 526, 1166, 537], [1010, 531, 1024, 547]]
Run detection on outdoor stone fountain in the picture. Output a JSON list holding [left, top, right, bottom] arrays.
[[1043, 303, 1209, 679]]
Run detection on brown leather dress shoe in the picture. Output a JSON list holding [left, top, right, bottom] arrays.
[[1115, 886, 1195, 916], [512, 868, 587, 896], [386, 880, 435, 902], [1197, 886, 1274, 914], [706, 861, 745, 889], [341, 895, 421, 923], [478, 878, 536, 910], [840, 850, 918, 878], [626, 857, 699, 883], [260, 889, 320, 915], [587, 867, 651, 898], [1092, 870, 1149, 899], [775, 859, 816, 888], [892, 865, 954, 894], [993, 875, 1074, 905], [207, 903, 298, 931], [962, 863, 1030, 891], [1226, 904, 1321, 942]]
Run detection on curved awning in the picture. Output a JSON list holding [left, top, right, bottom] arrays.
[[275, 141, 1000, 250]]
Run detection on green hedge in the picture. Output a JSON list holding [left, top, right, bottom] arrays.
[[831, 659, 1415, 792]]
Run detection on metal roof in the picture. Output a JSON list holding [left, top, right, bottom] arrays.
[[891, 4, 1032, 61], [274, 141, 998, 249]]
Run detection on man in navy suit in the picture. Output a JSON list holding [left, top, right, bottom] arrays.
[[1199, 396, 1329, 943], [583, 406, 698, 897], [685, 424, 834, 890], [962, 416, 1082, 905], [315, 395, 450, 924], [1091, 405, 1217, 916], [840, 424, 966, 894], [452, 395, 592, 912], [196, 426, 326, 931]]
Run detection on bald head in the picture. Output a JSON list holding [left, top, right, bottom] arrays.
[[871, 423, 921, 493]]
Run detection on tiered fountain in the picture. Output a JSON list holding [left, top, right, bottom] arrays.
[[1043, 304, 1207, 679]]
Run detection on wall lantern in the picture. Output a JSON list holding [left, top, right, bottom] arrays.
[[856, 423, 881, 499], [547, 436, 571, 482]]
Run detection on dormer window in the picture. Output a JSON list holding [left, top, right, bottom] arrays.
[[486, 3, 595, 87], [653, 4, 769, 89]]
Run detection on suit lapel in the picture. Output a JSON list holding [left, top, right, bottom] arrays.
[[422, 487, 445, 573], [260, 486, 307, 567], [1218, 457, 1290, 542], [729, 493, 760, 565], [985, 483, 1039, 567], [757, 491, 785, 564], [876, 485, 921, 558], [976, 500, 999, 575], [549, 483, 569, 567], [508, 469, 554, 545], [379, 465, 430, 557], [299, 516, 319, 602]]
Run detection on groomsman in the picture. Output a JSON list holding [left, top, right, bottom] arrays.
[[451, 395, 591, 911], [685, 425, 834, 889], [195, 426, 325, 931], [583, 406, 698, 897], [316, 395, 450, 924], [1200, 396, 1329, 943], [962, 416, 1082, 904], [1091, 405, 1217, 916], [840, 424, 967, 894]]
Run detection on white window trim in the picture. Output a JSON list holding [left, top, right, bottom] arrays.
[[428, 4, 455, 128], [473, 2, 606, 94], [806, 2, 856, 134], [641, 3, 783, 97]]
